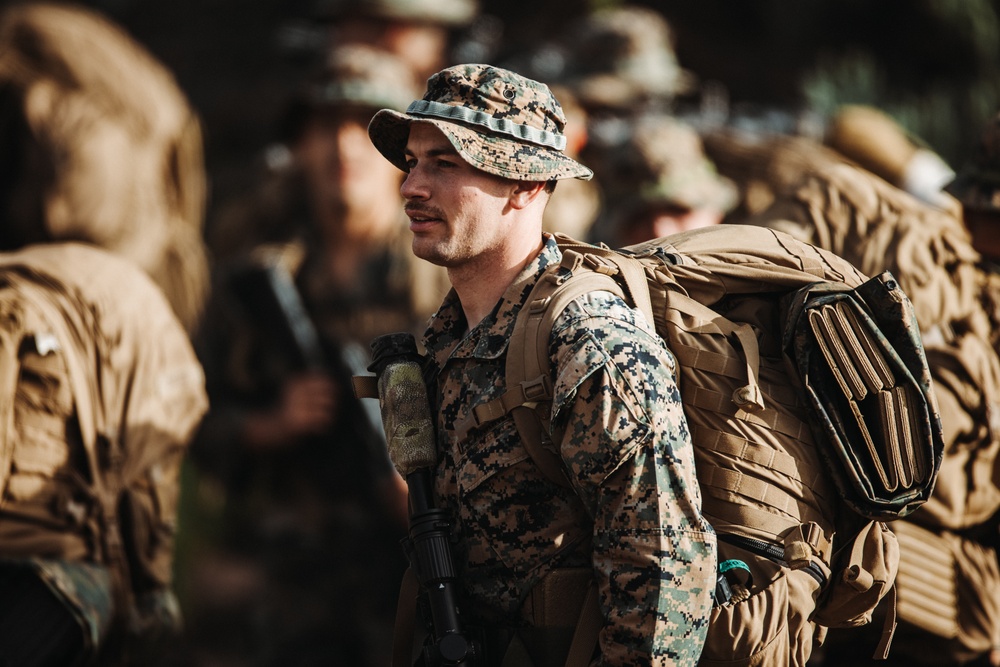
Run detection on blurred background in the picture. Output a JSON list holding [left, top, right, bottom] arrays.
[[9, 1, 998, 665], [69, 0, 1000, 227]]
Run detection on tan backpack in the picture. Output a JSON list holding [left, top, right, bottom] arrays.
[[0, 243, 208, 663], [473, 226, 944, 666]]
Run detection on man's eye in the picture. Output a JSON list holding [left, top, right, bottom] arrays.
[[404, 158, 417, 169]]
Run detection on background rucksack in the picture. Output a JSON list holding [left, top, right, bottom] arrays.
[[0, 243, 208, 664], [741, 159, 1000, 665], [478, 225, 944, 666]]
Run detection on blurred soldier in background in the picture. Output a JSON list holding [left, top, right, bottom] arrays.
[[0, 2, 209, 664], [701, 127, 854, 223], [937, 108, 1000, 667], [0, 1, 210, 331], [557, 4, 694, 125], [540, 5, 697, 244], [311, 0, 479, 83], [184, 44, 449, 667], [735, 114, 1000, 667], [588, 114, 737, 246]]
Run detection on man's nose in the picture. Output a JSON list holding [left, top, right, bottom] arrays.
[[400, 167, 427, 200]]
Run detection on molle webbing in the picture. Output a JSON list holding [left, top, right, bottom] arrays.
[[488, 241, 837, 549]]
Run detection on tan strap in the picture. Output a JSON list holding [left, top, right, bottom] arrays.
[[691, 427, 824, 489], [487, 257, 629, 477], [683, 385, 813, 441], [521, 265, 627, 388], [564, 582, 602, 667], [472, 375, 553, 431], [700, 466, 804, 517], [668, 339, 747, 380], [578, 251, 655, 327], [702, 497, 800, 542], [728, 323, 766, 412], [511, 405, 571, 488], [392, 566, 420, 667], [872, 584, 897, 660]]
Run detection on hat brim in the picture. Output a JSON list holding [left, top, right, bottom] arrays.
[[368, 109, 593, 181]]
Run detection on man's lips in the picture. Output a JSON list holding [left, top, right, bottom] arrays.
[[405, 207, 444, 228]]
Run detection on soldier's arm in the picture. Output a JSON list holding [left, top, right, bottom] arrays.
[[550, 293, 716, 667]]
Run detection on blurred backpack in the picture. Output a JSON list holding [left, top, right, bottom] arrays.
[[0, 243, 208, 665], [743, 157, 1000, 665], [475, 225, 945, 667]]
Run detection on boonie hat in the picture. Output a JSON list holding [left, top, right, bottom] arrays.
[[603, 115, 737, 213], [302, 44, 418, 112], [368, 63, 593, 181]]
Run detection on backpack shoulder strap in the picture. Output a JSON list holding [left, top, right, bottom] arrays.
[[470, 244, 650, 487]]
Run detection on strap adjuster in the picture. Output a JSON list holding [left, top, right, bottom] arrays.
[[583, 254, 619, 277], [520, 375, 552, 403]]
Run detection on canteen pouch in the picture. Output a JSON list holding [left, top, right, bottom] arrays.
[[814, 520, 898, 630], [783, 271, 945, 520], [699, 541, 824, 667]]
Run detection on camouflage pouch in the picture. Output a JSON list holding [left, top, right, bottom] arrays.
[[783, 271, 945, 520]]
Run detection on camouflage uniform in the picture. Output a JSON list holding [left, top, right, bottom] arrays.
[[369, 64, 715, 666]]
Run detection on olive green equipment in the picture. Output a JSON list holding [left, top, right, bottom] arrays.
[[365, 332, 478, 667]]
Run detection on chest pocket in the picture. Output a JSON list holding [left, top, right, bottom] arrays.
[[455, 418, 589, 576]]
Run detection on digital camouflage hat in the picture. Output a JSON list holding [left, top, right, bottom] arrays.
[[302, 44, 418, 112], [313, 0, 478, 27], [368, 64, 594, 181], [560, 6, 694, 112], [946, 110, 1000, 211]]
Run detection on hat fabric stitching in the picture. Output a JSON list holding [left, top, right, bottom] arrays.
[[407, 100, 567, 150]]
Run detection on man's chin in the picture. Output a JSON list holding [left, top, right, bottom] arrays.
[[410, 238, 449, 267]]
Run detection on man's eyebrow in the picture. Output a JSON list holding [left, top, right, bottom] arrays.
[[404, 145, 459, 158]]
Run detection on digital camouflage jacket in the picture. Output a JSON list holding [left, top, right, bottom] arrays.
[[422, 234, 716, 667]]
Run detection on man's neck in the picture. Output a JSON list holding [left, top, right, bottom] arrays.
[[449, 233, 545, 329]]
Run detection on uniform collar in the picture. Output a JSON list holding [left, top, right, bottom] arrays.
[[423, 234, 562, 368]]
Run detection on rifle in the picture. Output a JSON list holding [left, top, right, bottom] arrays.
[[367, 332, 477, 667], [226, 256, 386, 452]]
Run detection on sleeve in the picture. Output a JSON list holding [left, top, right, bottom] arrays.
[[549, 293, 717, 667]]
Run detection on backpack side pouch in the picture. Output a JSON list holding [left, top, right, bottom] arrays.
[[699, 541, 824, 667], [783, 271, 945, 519], [813, 519, 898, 629]]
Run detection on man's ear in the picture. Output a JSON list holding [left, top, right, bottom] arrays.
[[508, 180, 548, 210]]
